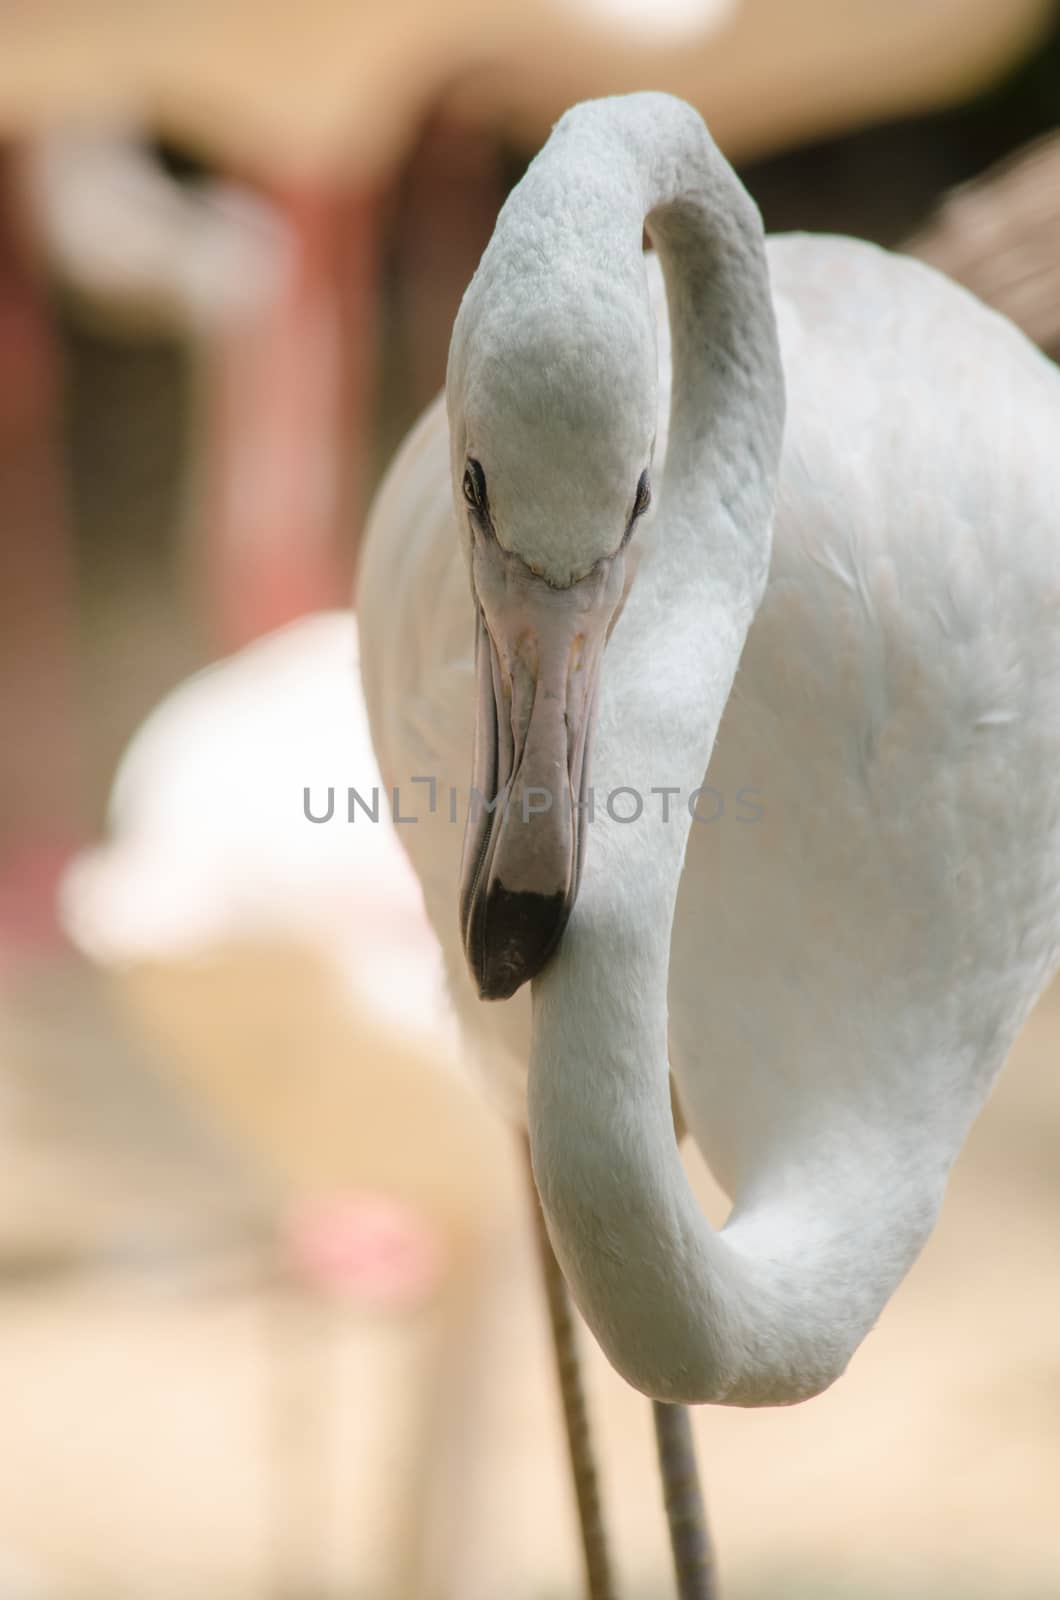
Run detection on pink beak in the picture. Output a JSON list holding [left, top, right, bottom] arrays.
[[459, 536, 627, 1000]]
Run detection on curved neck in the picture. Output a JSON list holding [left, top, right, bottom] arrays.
[[524, 98, 918, 1406]]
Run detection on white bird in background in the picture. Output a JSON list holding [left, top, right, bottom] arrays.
[[61, 613, 451, 1048], [357, 92, 1060, 1594]]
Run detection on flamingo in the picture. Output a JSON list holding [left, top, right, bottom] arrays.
[[356, 91, 1060, 1595]]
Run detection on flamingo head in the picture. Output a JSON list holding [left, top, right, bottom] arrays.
[[447, 233, 657, 1000]]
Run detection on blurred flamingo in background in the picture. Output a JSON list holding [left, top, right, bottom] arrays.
[[61, 612, 450, 1046], [59, 612, 511, 1597]]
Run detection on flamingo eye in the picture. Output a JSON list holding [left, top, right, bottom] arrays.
[[632, 470, 651, 519], [463, 459, 487, 514]]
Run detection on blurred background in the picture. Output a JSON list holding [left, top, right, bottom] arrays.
[[2, 2, 1060, 1596]]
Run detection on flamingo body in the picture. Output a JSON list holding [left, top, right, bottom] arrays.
[[358, 98, 1060, 1403]]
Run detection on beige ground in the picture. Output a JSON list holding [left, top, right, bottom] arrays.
[[1, 944, 1058, 1599]]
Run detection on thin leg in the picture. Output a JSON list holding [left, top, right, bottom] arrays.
[[652, 1401, 718, 1600], [524, 1138, 618, 1600]]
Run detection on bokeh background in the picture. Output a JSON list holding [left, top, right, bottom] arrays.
[[2, 3, 1060, 1596]]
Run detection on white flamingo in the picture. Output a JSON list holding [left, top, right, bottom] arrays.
[[357, 92, 1060, 1594]]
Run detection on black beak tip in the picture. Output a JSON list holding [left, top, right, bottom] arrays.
[[467, 884, 572, 1001]]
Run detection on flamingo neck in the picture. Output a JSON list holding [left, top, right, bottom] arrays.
[[525, 96, 928, 1406]]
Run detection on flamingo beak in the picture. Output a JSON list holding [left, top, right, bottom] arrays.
[[459, 539, 628, 1000]]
